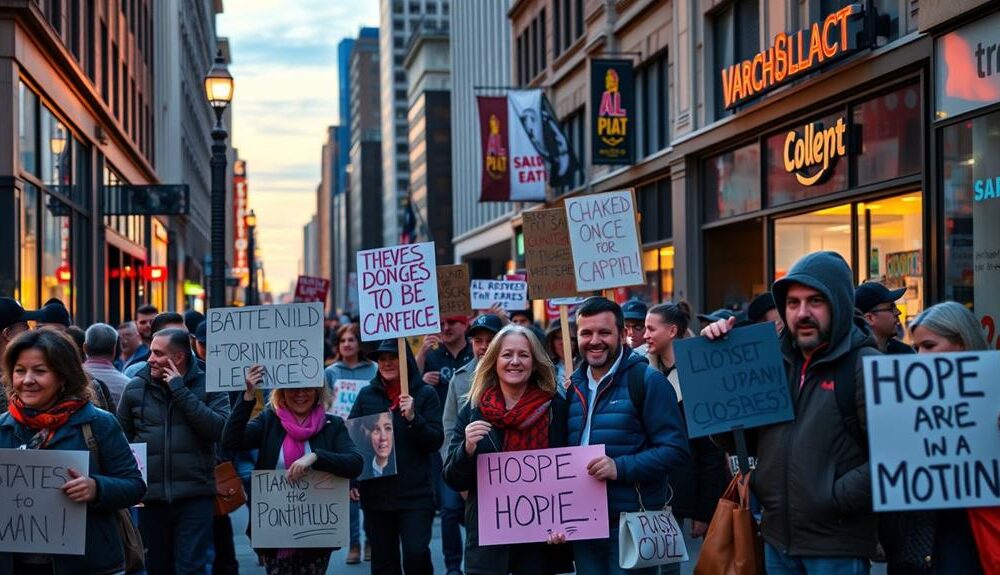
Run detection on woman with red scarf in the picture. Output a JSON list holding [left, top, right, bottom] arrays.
[[443, 325, 574, 575], [348, 339, 444, 575], [0, 329, 145, 575], [222, 364, 364, 574]]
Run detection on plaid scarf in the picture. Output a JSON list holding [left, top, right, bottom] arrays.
[[479, 385, 552, 452], [8, 395, 88, 448]]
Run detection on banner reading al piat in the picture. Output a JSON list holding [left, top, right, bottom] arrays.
[[590, 59, 635, 165]]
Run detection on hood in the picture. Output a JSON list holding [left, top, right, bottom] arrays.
[[772, 251, 871, 364]]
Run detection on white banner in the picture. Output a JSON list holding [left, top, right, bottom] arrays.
[[470, 279, 529, 311], [507, 90, 548, 202]]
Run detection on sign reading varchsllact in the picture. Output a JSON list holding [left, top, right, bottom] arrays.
[[206, 302, 325, 392], [864, 351, 1000, 511], [0, 449, 89, 555], [565, 190, 644, 291], [470, 279, 529, 311], [357, 242, 440, 341], [251, 470, 350, 549]]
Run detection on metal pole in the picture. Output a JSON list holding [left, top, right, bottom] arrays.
[[247, 223, 256, 306], [210, 114, 228, 310]]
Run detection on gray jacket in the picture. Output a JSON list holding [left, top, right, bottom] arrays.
[[441, 357, 476, 459], [117, 361, 230, 502]]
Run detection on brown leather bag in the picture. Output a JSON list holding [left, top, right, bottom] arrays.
[[213, 461, 247, 516], [694, 473, 764, 575]]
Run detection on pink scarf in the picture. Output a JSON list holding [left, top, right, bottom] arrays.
[[275, 404, 326, 469]]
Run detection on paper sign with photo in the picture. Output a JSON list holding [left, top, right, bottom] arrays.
[[345, 412, 398, 481]]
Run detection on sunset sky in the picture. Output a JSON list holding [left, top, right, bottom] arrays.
[[218, 1, 380, 296]]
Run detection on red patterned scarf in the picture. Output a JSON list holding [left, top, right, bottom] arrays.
[[383, 379, 402, 411], [8, 395, 88, 448], [479, 385, 552, 451]]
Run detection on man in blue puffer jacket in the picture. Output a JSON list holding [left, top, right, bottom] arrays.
[[566, 296, 691, 575]]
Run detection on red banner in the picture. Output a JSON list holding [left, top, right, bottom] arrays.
[[478, 96, 511, 202], [294, 276, 330, 303], [233, 160, 249, 278]]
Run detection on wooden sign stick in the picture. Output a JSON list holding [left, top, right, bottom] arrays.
[[559, 304, 573, 389], [397, 337, 409, 396]]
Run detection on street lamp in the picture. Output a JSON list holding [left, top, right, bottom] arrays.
[[245, 209, 257, 306], [204, 50, 234, 310]]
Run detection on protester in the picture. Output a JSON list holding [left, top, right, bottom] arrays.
[[0, 329, 145, 574], [443, 324, 573, 575], [349, 339, 443, 575], [183, 310, 205, 337], [119, 321, 146, 369], [124, 312, 188, 378], [856, 282, 914, 355], [747, 291, 784, 334], [117, 327, 231, 575], [701, 251, 881, 574], [508, 309, 534, 327], [192, 321, 208, 360], [566, 296, 690, 575], [644, 303, 728, 542], [871, 301, 989, 575], [35, 299, 72, 330], [621, 299, 648, 353], [83, 323, 132, 405], [416, 316, 472, 575], [0, 297, 42, 414], [443, 313, 504, 448], [323, 322, 378, 565], [222, 364, 364, 575], [64, 324, 86, 350], [135, 304, 159, 346], [544, 317, 577, 396]]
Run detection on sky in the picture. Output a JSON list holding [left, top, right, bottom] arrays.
[[218, 0, 380, 297]]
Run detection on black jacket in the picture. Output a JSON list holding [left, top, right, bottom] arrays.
[[443, 394, 574, 575], [348, 371, 443, 511], [753, 251, 881, 558]]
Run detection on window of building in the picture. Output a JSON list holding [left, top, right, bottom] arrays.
[[395, 71, 406, 83], [765, 111, 849, 207], [112, 42, 120, 117], [637, 50, 669, 158], [427, 3, 436, 14], [712, 0, 760, 120], [704, 142, 761, 221], [555, 108, 585, 195], [18, 184, 39, 309], [19, 82, 38, 176], [852, 83, 921, 187], [539, 9, 547, 70], [637, 177, 672, 243], [40, 107, 74, 198], [632, 245, 675, 304], [393, 1, 403, 13], [41, 195, 73, 309]]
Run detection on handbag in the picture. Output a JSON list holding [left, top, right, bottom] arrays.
[[968, 507, 1000, 575], [694, 472, 763, 575], [619, 484, 689, 569], [81, 423, 145, 572], [213, 460, 247, 516]]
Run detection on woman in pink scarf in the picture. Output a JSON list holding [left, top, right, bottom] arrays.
[[222, 365, 364, 574]]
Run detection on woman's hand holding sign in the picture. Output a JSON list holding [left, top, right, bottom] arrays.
[[464, 420, 492, 456], [244, 364, 265, 402]]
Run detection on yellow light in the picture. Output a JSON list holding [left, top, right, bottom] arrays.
[[659, 246, 675, 256], [203, 51, 234, 111], [244, 209, 257, 228]]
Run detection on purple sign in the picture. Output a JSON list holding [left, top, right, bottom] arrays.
[[476, 444, 609, 546]]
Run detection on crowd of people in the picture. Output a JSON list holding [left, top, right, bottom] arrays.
[[0, 249, 996, 575]]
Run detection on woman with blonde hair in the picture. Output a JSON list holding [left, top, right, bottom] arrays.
[[443, 325, 573, 575], [222, 365, 363, 574]]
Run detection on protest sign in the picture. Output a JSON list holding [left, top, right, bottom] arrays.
[[470, 279, 529, 311], [206, 302, 325, 392], [294, 276, 330, 303], [130, 443, 147, 484], [522, 209, 578, 300], [864, 351, 1000, 511], [357, 242, 440, 341], [476, 444, 608, 546], [673, 322, 791, 439], [0, 449, 89, 555], [346, 413, 398, 481], [329, 379, 367, 420], [437, 264, 473, 317], [251, 470, 349, 548], [564, 190, 644, 291]]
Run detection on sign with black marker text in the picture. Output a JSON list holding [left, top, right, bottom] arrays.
[[251, 470, 350, 549], [357, 242, 440, 341], [565, 190, 644, 291], [470, 279, 529, 311]]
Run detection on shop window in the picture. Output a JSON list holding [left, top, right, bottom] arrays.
[[940, 119, 974, 308], [42, 194, 72, 311], [774, 204, 852, 280], [705, 218, 764, 311], [853, 84, 921, 187], [19, 184, 40, 310], [629, 246, 675, 304], [704, 142, 761, 221], [19, 82, 38, 176], [766, 111, 848, 207]]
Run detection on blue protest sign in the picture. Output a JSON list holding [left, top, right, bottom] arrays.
[[673, 322, 791, 438], [864, 351, 1000, 511]]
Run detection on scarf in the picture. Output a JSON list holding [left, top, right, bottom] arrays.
[[478, 385, 552, 452], [275, 404, 326, 469], [383, 379, 402, 411], [8, 395, 88, 449]]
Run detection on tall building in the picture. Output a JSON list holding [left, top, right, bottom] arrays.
[[317, 126, 341, 290], [404, 19, 452, 263], [450, 0, 513, 276], [154, 0, 231, 312], [302, 214, 319, 277], [379, 0, 450, 245]]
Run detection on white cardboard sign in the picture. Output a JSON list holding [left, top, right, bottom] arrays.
[[251, 470, 350, 549], [357, 242, 440, 341], [470, 279, 529, 311], [565, 190, 644, 291], [329, 379, 367, 420]]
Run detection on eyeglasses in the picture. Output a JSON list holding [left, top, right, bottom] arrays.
[[869, 306, 901, 317]]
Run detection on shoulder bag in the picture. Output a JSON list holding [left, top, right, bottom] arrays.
[[619, 484, 689, 569]]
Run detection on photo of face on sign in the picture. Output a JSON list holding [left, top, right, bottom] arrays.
[[346, 412, 397, 481]]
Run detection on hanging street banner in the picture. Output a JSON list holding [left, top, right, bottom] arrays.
[[294, 276, 331, 303], [506, 90, 549, 201], [206, 302, 325, 392], [357, 242, 440, 341], [565, 190, 645, 291], [470, 279, 529, 311], [523, 209, 578, 300], [477, 96, 513, 202], [863, 351, 1000, 512], [437, 264, 473, 318], [251, 470, 350, 549], [591, 59, 635, 165]]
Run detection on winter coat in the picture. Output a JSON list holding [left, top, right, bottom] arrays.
[[443, 394, 574, 575], [442, 357, 476, 458], [753, 250, 881, 558], [0, 403, 146, 575], [348, 364, 443, 511], [566, 346, 691, 523], [117, 360, 230, 502]]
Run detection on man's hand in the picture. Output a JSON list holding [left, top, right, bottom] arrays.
[[162, 359, 184, 385], [399, 395, 415, 421], [63, 468, 98, 503], [691, 520, 708, 539], [423, 371, 441, 387], [350, 488, 360, 502], [586, 456, 618, 481], [486, 303, 510, 325], [701, 317, 736, 340]]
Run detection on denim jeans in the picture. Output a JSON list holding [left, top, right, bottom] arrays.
[[350, 499, 362, 547], [573, 527, 660, 575], [764, 543, 871, 575], [140, 496, 216, 575]]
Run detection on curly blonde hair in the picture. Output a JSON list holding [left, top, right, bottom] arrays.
[[267, 385, 332, 412], [467, 325, 556, 407]]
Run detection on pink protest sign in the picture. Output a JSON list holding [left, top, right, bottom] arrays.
[[476, 444, 609, 546]]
